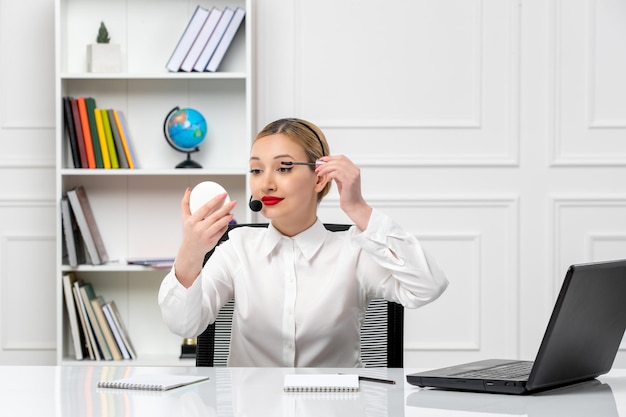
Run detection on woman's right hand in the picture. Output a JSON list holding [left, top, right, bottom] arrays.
[[174, 188, 236, 288]]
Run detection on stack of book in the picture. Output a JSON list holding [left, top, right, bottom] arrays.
[[62, 272, 136, 361], [166, 4, 246, 72], [62, 96, 137, 169], [61, 185, 108, 266]]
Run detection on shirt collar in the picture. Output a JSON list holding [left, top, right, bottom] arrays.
[[260, 219, 327, 260]]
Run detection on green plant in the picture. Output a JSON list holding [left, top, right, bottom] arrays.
[[97, 21, 110, 44]]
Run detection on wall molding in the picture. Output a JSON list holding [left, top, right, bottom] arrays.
[[0, 157, 54, 169], [0, 233, 55, 351], [322, 195, 520, 354], [551, 195, 626, 295], [549, 0, 626, 166], [292, 0, 520, 167], [406, 232, 482, 352]]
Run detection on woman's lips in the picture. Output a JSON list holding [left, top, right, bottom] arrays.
[[261, 196, 283, 206]]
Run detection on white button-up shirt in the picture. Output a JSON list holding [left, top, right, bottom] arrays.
[[158, 209, 448, 367]]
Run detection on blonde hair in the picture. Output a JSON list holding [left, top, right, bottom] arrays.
[[255, 118, 331, 201]]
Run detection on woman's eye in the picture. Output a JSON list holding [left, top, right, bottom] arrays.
[[249, 169, 262, 175], [278, 167, 293, 173]]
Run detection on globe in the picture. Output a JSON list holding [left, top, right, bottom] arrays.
[[163, 106, 207, 168]]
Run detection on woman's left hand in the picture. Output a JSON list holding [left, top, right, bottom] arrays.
[[316, 155, 372, 230]]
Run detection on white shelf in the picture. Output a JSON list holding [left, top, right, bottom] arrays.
[[61, 264, 172, 273], [61, 355, 196, 367], [60, 72, 248, 80], [61, 168, 246, 176], [55, 0, 253, 365]]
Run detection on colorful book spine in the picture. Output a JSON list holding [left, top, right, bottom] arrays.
[[77, 97, 96, 168], [62, 96, 81, 168], [85, 97, 104, 168], [108, 109, 129, 169], [113, 110, 135, 169], [93, 109, 111, 168], [100, 109, 119, 168], [70, 99, 88, 168], [116, 111, 138, 169]]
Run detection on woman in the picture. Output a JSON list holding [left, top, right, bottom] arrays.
[[158, 118, 448, 367]]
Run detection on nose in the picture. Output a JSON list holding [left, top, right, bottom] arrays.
[[259, 170, 276, 194]]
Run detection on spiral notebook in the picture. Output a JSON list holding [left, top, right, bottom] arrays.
[[283, 374, 359, 392], [98, 374, 209, 391]]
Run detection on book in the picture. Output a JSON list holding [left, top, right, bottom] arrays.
[[116, 110, 139, 169], [66, 185, 109, 265], [106, 300, 136, 359], [98, 374, 210, 391], [126, 257, 175, 268], [91, 296, 123, 360], [93, 108, 111, 168], [108, 109, 129, 169], [60, 197, 74, 266], [206, 7, 246, 72], [62, 273, 86, 360], [73, 279, 99, 360], [79, 282, 113, 360], [70, 98, 88, 168], [100, 109, 119, 168], [180, 7, 222, 72], [102, 301, 133, 359], [165, 5, 211, 72], [77, 97, 96, 168], [283, 374, 359, 392], [61, 196, 85, 267], [193, 7, 235, 72], [85, 97, 104, 168], [112, 110, 135, 169], [62, 96, 81, 168]]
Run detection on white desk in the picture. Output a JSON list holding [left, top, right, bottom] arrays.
[[0, 366, 624, 416]]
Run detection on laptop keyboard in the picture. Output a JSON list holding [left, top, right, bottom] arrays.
[[453, 361, 534, 380]]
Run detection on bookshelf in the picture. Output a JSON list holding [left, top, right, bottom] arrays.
[[55, 0, 254, 365]]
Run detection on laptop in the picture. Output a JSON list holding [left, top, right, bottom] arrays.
[[407, 259, 626, 394]]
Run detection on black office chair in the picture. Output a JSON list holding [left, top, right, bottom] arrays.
[[195, 223, 404, 368]]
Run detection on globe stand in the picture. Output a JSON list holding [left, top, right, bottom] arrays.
[[176, 152, 203, 169]]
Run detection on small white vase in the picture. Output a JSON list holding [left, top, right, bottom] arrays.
[[87, 43, 121, 73]]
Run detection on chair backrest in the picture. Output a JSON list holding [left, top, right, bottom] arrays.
[[196, 223, 404, 368]]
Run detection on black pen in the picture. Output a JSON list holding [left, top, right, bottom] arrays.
[[339, 373, 396, 385], [358, 376, 396, 385]]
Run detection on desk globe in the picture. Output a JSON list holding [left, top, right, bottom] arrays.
[[163, 106, 207, 168]]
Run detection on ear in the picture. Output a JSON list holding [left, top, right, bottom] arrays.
[[314, 172, 329, 193]]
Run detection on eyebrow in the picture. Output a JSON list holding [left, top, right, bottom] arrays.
[[249, 154, 297, 162]]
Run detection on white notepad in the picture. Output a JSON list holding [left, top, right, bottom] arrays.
[[98, 374, 209, 391], [283, 374, 359, 392]]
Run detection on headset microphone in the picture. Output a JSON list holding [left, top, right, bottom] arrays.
[[248, 196, 263, 212]]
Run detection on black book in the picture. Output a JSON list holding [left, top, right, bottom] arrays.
[[61, 196, 86, 267], [62, 96, 81, 168]]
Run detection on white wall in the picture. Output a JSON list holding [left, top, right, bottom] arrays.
[[0, 0, 625, 367]]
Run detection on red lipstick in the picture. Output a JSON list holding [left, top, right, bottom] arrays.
[[261, 196, 283, 206]]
